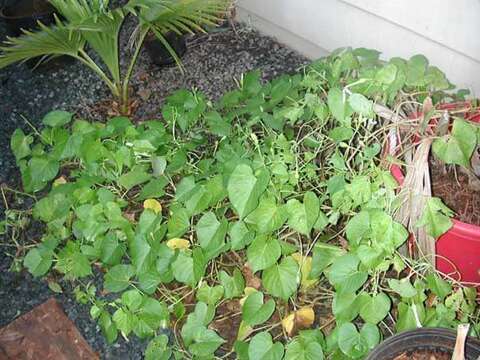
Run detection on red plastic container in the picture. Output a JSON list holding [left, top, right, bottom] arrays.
[[389, 102, 480, 285]]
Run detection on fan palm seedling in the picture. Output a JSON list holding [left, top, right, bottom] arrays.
[[0, 0, 231, 114]]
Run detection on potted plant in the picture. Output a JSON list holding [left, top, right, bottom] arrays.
[[141, 1, 235, 67], [0, 0, 56, 36], [143, 30, 187, 67], [0, 0, 232, 114], [389, 101, 480, 284], [366, 327, 480, 360]]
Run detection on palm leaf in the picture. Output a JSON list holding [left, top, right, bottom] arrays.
[[130, 0, 230, 34], [126, 0, 230, 71], [0, 17, 85, 69], [72, 9, 125, 84], [49, 0, 109, 22], [50, 0, 124, 85]]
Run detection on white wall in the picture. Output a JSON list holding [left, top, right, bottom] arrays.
[[237, 0, 480, 95]]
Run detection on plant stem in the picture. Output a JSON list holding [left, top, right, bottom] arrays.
[[19, 114, 48, 144], [120, 27, 150, 114], [76, 50, 120, 98]]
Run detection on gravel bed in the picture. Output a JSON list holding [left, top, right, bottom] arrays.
[[0, 16, 308, 359]]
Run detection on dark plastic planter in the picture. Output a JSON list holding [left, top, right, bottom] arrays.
[[144, 32, 187, 67], [366, 328, 480, 360], [0, 0, 72, 69], [389, 102, 480, 284], [0, 0, 56, 36]]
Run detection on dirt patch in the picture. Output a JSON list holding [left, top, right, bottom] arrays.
[[430, 156, 480, 226], [393, 348, 451, 360], [210, 300, 243, 351]]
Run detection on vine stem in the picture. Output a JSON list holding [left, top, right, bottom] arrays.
[[0, 186, 8, 210], [1, 185, 37, 200], [19, 114, 49, 144]]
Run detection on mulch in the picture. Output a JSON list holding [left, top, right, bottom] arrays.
[[393, 349, 451, 360]]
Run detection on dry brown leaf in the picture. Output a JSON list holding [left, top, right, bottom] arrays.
[[138, 88, 152, 101], [242, 263, 262, 290], [281, 307, 315, 337], [425, 293, 438, 308], [108, 99, 139, 117]]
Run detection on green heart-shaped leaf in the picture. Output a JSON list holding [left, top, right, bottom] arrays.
[[263, 256, 299, 301], [247, 235, 281, 273], [242, 291, 275, 326], [227, 164, 270, 219]]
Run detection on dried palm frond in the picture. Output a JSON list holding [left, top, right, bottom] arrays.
[[394, 137, 435, 264]]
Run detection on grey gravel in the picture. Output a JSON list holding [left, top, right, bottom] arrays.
[[0, 17, 307, 359]]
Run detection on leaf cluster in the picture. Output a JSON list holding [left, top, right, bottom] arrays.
[[8, 47, 480, 359]]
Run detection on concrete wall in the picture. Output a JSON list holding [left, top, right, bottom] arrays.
[[237, 0, 480, 95]]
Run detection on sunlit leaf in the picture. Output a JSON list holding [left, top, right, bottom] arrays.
[[166, 238, 190, 250], [143, 199, 162, 214], [281, 307, 315, 337]]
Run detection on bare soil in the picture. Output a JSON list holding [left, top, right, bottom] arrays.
[[393, 349, 451, 360], [430, 156, 480, 226]]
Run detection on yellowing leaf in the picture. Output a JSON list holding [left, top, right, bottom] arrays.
[[239, 287, 258, 307], [292, 253, 317, 291], [166, 238, 190, 250], [244, 287, 258, 296], [237, 320, 253, 341], [281, 307, 315, 337], [282, 313, 295, 336], [53, 176, 67, 187], [143, 199, 162, 214], [295, 306, 315, 327]]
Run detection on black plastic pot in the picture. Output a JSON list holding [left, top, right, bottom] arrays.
[[367, 328, 480, 360], [144, 32, 187, 67], [0, 0, 56, 36], [0, 0, 72, 69]]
